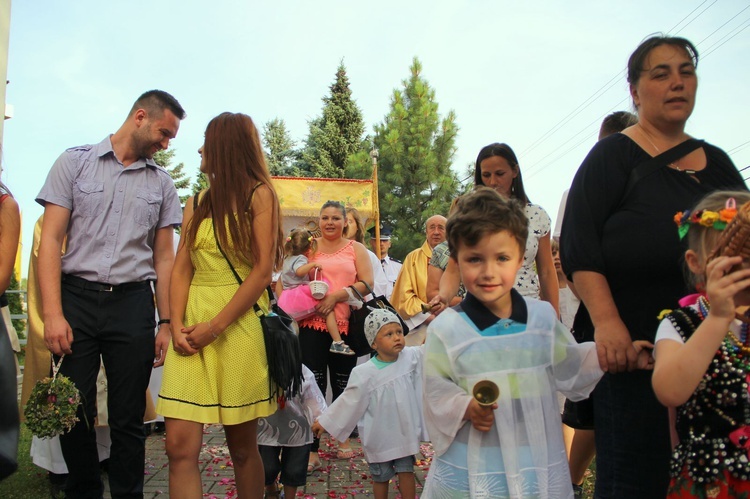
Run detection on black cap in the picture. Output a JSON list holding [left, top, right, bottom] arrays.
[[367, 225, 393, 240]]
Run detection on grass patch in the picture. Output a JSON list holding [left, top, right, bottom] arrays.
[[0, 424, 59, 498]]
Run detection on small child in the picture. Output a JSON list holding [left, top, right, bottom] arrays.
[[551, 239, 580, 331], [653, 191, 750, 498], [258, 365, 327, 498], [422, 187, 607, 498], [278, 227, 354, 355], [312, 308, 427, 499]]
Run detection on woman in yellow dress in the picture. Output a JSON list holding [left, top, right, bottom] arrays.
[[157, 112, 285, 498]]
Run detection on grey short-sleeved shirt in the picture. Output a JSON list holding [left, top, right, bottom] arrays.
[[36, 136, 183, 284]]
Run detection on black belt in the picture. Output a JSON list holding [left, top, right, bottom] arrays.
[[61, 274, 152, 293]]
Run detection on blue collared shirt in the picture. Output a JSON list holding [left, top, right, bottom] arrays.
[[36, 136, 182, 284]]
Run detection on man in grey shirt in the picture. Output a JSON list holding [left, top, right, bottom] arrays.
[[36, 90, 185, 498]]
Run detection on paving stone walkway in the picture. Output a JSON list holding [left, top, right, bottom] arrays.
[[138, 424, 432, 498]]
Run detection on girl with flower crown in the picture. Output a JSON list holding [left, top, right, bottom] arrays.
[[278, 227, 355, 355], [653, 190, 750, 498]]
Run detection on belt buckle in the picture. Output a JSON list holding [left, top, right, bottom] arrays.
[[101, 284, 114, 292]]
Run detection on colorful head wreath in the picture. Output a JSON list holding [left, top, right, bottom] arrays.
[[673, 198, 739, 241]]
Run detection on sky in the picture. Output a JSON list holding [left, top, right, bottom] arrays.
[[3, 0, 749, 276]]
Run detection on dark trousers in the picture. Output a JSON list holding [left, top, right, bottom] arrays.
[[259, 444, 310, 487], [593, 370, 671, 499], [0, 319, 19, 480], [57, 280, 155, 499], [298, 326, 356, 452]]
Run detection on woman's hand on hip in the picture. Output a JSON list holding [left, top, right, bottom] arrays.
[[594, 317, 638, 373]]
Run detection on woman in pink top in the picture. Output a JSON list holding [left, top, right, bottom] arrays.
[[299, 200, 373, 471]]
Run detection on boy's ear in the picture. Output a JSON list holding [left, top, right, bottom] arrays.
[[685, 249, 704, 275]]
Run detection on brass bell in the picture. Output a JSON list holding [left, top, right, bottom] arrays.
[[472, 380, 500, 407]]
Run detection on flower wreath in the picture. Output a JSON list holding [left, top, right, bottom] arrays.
[[674, 198, 739, 240], [24, 356, 81, 439]]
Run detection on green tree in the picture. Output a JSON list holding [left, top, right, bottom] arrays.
[[300, 62, 366, 178], [154, 149, 191, 205], [7, 273, 24, 337], [191, 172, 208, 194], [262, 118, 301, 176], [365, 57, 461, 260]]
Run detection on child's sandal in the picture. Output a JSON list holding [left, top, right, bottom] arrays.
[[330, 341, 356, 356]]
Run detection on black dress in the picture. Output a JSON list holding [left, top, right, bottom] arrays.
[[560, 132, 746, 499]]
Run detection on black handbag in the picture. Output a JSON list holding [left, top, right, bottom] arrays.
[[346, 281, 410, 356], [253, 287, 304, 400], [211, 213, 304, 400]]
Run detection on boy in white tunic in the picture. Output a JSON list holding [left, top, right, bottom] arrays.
[[258, 365, 327, 498], [312, 308, 427, 499], [423, 188, 606, 499]]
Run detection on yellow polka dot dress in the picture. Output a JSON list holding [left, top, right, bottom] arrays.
[[157, 217, 277, 424]]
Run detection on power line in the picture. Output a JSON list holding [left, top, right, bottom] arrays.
[[702, 17, 750, 59], [695, 4, 750, 45], [522, 1, 746, 179], [729, 141, 750, 154], [519, 70, 624, 158], [730, 141, 750, 158], [672, 0, 719, 35], [667, 0, 712, 33], [519, 0, 718, 161], [525, 97, 628, 174]]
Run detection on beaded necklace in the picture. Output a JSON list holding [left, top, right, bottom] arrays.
[[692, 297, 750, 424], [697, 295, 750, 347]]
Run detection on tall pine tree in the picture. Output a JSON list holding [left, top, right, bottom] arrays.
[[262, 118, 300, 176], [300, 62, 366, 178], [154, 149, 191, 205], [191, 172, 209, 194], [369, 57, 460, 260]]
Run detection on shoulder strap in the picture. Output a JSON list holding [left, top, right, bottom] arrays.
[[212, 182, 274, 315], [213, 221, 243, 285], [192, 189, 206, 210], [246, 182, 264, 212], [213, 228, 275, 316], [358, 279, 375, 297], [623, 139, 705, 200]]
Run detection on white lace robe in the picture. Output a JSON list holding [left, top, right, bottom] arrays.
[[422, 298, 602, 498], [317, 346, 428, 463], [257, 365, 327, 447]]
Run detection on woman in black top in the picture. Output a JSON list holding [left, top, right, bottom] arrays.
[[560, 35, 746, 498]]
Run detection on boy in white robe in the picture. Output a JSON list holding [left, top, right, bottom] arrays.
[[312, 308, 427, 499], [423, 188, 606, 499], [258, 365, 327, 498]]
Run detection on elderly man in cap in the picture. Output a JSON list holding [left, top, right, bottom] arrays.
[[391, 215, 446, 340], [368, 225, 402, 301]]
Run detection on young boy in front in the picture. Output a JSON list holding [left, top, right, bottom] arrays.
[[312, 308, 427, 499], [422, 187, 605, 499]]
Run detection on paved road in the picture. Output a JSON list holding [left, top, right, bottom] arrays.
[[18, 374, 431, 498], [138, 424, 432, 498]]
